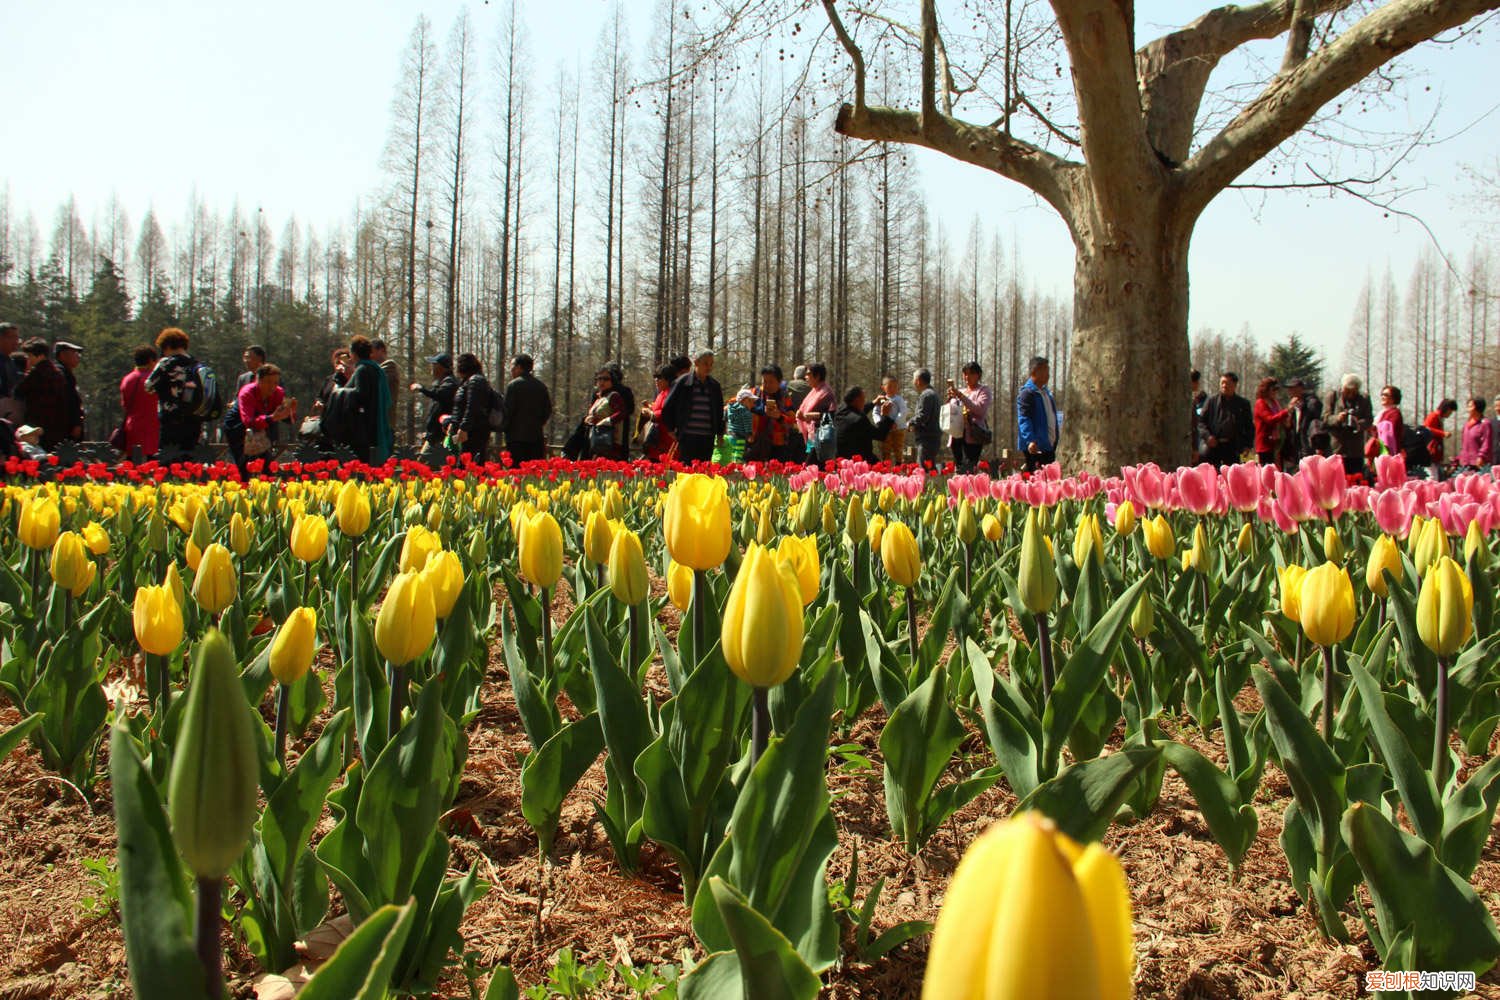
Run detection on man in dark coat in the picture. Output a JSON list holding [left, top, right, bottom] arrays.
[[14, 338, 70, 448], [661, 348, 725, 463], [1198, 371, 1254, 467], [1324, 373, 1374, 476], [502, 353, 553, 464], [412, 353, 460, 458], [55, 341, 86, 442], [448, 353, 497, 462], [909, 369, 942, 468]]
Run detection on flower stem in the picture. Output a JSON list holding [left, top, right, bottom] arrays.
[[628, 601, 645, 680], [751, 687, 770, 765], [1037, 613, 1055, 703], [1319, 644, 1336, 743], [541, 587, 554, 674], [387, 661, 406, 743], [274, 681, 291, 766], [692, 571, 707, 664], [1433, 655, 1451, 788], [194, 876, 223, 999], [905, 587, 920, 666]]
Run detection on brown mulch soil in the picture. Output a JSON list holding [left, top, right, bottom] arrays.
[[3, 592, 1499, 998]]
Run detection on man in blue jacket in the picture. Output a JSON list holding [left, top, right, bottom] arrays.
[[1016, 355, 1060, 472]]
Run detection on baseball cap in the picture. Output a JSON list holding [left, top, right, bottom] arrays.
[[55, 341, 84, 353], [1285, 377, 1306, 389], [425, 353, 453, 368]]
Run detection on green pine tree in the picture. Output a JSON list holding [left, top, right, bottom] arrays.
[[1265, 335, 1325, 393]]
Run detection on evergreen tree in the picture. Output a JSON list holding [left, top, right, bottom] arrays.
[[1266, 334, 1325, 393], [68, 258, 134, 434]]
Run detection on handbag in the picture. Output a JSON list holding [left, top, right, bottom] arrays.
[[969, 420, 994, 447], [245, 428, 272, 457], [588, 422, 615, 456], [938, 400, 964, 436], [814, 412, 837, 463], [108, 423, 127, 453]]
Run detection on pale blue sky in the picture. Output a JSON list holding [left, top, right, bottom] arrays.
[[2, 0, 1495, 368]]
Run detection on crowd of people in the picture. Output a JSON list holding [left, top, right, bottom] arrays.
[[1192, 367, 1497, 481]]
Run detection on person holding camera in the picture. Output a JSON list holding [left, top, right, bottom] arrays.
[[834, 385, 894, 462], [1323, 373, 1374, 477], [948, 361, 993, 473]]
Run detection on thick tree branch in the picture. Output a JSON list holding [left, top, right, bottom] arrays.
[[834, 103, 1078, 224], [1136, 0, 1353, 164], [1051, 0, 1163, 222], [921, 0, 938, 128], [1282, 0, 1317, 70], [1181, 0, 1500, 219]]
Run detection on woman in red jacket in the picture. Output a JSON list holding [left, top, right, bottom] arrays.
[[1253, 377, 1290, 466], [120, 345, 160, 459]]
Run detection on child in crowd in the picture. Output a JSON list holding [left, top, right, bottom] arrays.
[[723, 387, 755, 463]]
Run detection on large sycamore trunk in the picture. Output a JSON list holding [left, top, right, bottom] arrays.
[[1061, 228, 1193, 473]]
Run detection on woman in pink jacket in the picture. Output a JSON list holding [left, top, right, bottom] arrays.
[[119, 345, 160, 459]]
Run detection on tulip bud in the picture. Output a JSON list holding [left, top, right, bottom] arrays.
[[603, 484, 625, 522], [1143, 515, 1175, 561], [1365, 534, 1402, 598], [49, 531, 91, 592], [290, 514, 330, 564], [1413, 516, 1448, 575], [664, 474, 732, 571], [1019, 508, 1059, 615], [796, 487, 821, 535], [1323, 524, 1344, 564], [584, 510, 616, 566], [1236, 522, 1255, 557], [868, 515, 887, 554], [81, 521, 111, 557], [1416, 556, 1474, 657], [1463, 520, 1489, 569], [922, 812, 1132, 1000], [402, 502, 425, 528], [134, 583, 184, 655], [400, 524, 442, 573], [756, 504, 774, 546], [822, 500, 838, 538], [880, 520, 921, 588], [722, 544, 805, 688], [421, 549, 464, 619], [467, 529, 489, 566], [608, 529, 649, 606], [169, 629, 260, 880], [519, 511, 564, 591], [69, 559, 97, 598], [425, 502, 444, 533], [667, 560, 694, 612], [1129, 591, 1155, 639], [775, 535, 820, 606], [1299, 562, 1355, 648], [957, 500, 979, 545], [981, 513, 1003, 542], [336, 480, 372, 538], [1277, 563, 1306, 623], [147, 509, 168, 552], [270, 607, 318, 685], [228, 512, 252, 558], [164, 561, 186, 610], [1113, 500, 1137, 537], [844, 494, 867, 545], [375, 570, 437, 666], [192, 542, 238, 614], [1072, 513, 1105, 568]]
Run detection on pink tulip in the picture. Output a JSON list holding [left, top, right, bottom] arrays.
[[1374, 454, 1407, 490], [1178, 463, 1219, 515], [1299, 455, 1346, 512], [1224, 463, 1262, 512], [1372, 488, 1414, 538]]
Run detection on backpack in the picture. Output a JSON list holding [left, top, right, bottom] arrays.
[[487, 382, 506, 433], [1400, 425, 1434, 469], [322, 386, 360, 447], [190, 361, 225, 421]]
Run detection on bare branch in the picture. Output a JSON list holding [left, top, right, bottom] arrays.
[[1181, 0, 1500, 220], [1281, 0, 1317, 71], [920, 0, 938, 128], [821, 0, 866, 113], [834, 102, 1078, 224]]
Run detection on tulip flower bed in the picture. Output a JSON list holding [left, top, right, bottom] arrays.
[[0, 455, 1498, 999]]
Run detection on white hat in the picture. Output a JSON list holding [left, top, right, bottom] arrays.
[[16, 424, 41, 439], [1341, 373, 1362, 391]]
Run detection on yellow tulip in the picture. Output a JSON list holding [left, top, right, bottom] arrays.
[[1142, 515, 1175, 561], [1072, 513, 1105, 567], [147, 510, 168, 552], [844, 493, 867, 545], [1299, 562, 1355, 647], [185, 537, 204, 574], [822, 500, 838, 537], [19, 497, 61, 550], [1366, 534, 1402, 598], [375, 570, 437, 666], [1019, 508, 1058, 615], [1323, 524, 1344, 564], [663, 474, 732, 571], [755, 503, 774, 546], [1416, 556, 1474, 657], [190, 506, 212, 552], [867, 514, 887, 554], [922, 812, 1132, 1000], [421, 550, 465, 619], [425, 502, 444, 532], [133, 583, 184, 655], [192, 542, 238, 614], [608, 529, 649, 606], [1236, 522, 1254, 557], [400, 524, 443, 573], [722, 544, 805, 688], [583, 510, 616, 565], [957, 500, 979, 545], [1278, 564, 1306, 623], [881, 520, 921, 588], [49, 531, 91, 592], [796, 488, 821, 535], [228, 512, 252, 557], [270, 607, 318, 685], [776, 535, 820, 606], [1406, 514, 1427, 556], [336, 480, 372, 537], [603, 483, 625, 521], [1113, 500, 1137, 537], [879, 486, 896, 512], [667, 560, 694, 612], [81, 521, 110, 556], [519, 511, 564, 590], [1129, 591, 1154, 639], [1463, 520, 1489, 569], [981, 513, 1003, 543], [291, 514, 330, 563], [69, 560, 97, 598], [1413, 516, 1448, 575]]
